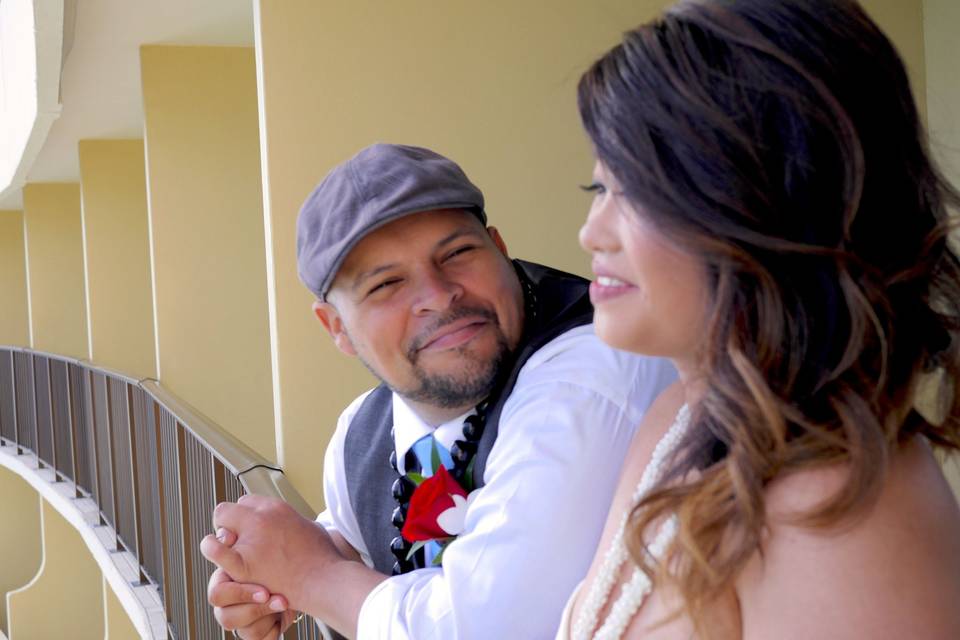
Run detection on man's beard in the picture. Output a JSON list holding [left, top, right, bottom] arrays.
[[361, 305, 513, 409], [404, 332, 510, 408]]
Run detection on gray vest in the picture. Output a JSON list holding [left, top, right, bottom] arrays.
[[342, 260, 593, 574]]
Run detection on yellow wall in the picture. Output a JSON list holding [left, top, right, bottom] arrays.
[[22, 183, 88, 359], [0, 467, 41, 636], [6, 499, 103, 639], [140, 46, 275, 461], [859, 0, 927, 120], [924, 0, 960, 184], [0, 212, 29, 347], [78, 140, 157, 379], [102, 578, 140, 640], [923, 0, 960, 497]]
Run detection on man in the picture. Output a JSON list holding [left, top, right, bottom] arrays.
[[202, 144, 676, 639]]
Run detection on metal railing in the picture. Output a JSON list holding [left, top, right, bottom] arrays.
[[0, 346, 322, 640]]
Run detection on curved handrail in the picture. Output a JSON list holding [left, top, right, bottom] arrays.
[[139, 380, 281, 478], [0, 346, 324, 639]]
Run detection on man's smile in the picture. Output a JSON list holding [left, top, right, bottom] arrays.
[[418, 318, 491, 352]]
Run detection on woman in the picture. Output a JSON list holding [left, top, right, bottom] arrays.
[[562, 1, 960, 638]]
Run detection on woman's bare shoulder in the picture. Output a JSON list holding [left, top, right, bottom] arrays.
[[622, 381, 687, 468], [736, 437, 960, 640]]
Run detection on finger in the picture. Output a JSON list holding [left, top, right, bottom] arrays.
[[237, 493, 260, 506], [200, 533, 246, 578], [209, 567, 234, 589], [215, 602, 286, 632], [207, 567, 236, 604], [212, 501, 249, 531], [216, 526, 238, 546], [208, 575, 271, 608]]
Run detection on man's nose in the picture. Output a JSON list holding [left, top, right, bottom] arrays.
[[412, 269, 463, 315]]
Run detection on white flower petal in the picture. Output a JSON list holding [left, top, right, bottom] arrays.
[[436, 494, 468, 535]]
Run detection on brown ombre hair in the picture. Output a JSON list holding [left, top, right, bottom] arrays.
[[578, 0, 960, 631]]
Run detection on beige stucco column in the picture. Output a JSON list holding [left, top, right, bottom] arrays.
[[78, 139, 157, 379], [140, 45, 276, 462], [103, 578, 141, 640], [859, 0, 927, 119], [6, 498, 103, 639], [22, 183, 88, 360], [0, 212, 29, 347], [0, 467, 40, 636]]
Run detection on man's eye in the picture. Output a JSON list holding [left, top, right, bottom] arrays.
[[580, 182, 607, 196], [445, 246, 475, 261], [368, 279, 400, 295]]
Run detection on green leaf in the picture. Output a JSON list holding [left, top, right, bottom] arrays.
[[407, 472, 426, 486], [405, 540, 427, 562], [431, 545, 446, 566], [430, 439, 442, 475], [464, 456, 477, 492]]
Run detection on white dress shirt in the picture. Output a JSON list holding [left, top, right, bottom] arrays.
[[316, 324, 677, 639]]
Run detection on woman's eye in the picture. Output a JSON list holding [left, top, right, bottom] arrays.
[[580, 182, 607, 196]]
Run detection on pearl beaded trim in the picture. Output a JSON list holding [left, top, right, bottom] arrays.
[[571, 404, 691, 640]]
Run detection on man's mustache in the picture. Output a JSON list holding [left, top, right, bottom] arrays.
[[407, 306, 499, 358]]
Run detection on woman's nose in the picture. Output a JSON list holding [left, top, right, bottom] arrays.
[[579, 200, 614, 254]]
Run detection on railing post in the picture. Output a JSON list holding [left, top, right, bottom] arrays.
[[68, 364, 82, 498], [11, 353, 22, 455], [29, 354, 40, 464], [176, 422, 195, 639], [127, 383, 149, 585], [105, 378, 123, 551], [211, 460, 230, 640], [88, 369, 107, 525], [151, 401, 176, 638], [213, 458, 227, 506], [46, 357, 57, 475]]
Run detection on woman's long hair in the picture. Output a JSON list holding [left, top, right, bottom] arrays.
[[578, 0, 960, 630]]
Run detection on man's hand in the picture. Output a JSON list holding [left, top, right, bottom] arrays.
[[201, 495, 341, 611], [204, 525, 295, 639], [202, 494, 388, 637]]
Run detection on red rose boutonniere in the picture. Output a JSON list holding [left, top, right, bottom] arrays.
[[401, 465, 479, 564], [402, 465, 478, 540]]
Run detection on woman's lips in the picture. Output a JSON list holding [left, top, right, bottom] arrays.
[[589, 275, 636, 303]]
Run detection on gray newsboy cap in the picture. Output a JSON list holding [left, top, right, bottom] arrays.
[[297, 143, 487, 300]]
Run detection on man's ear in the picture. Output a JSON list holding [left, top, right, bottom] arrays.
[[312, 300, 357, 356], [487, 226, 510, 258]]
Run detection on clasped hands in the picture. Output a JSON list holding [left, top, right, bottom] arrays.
[[200, 494, 340, 640]]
